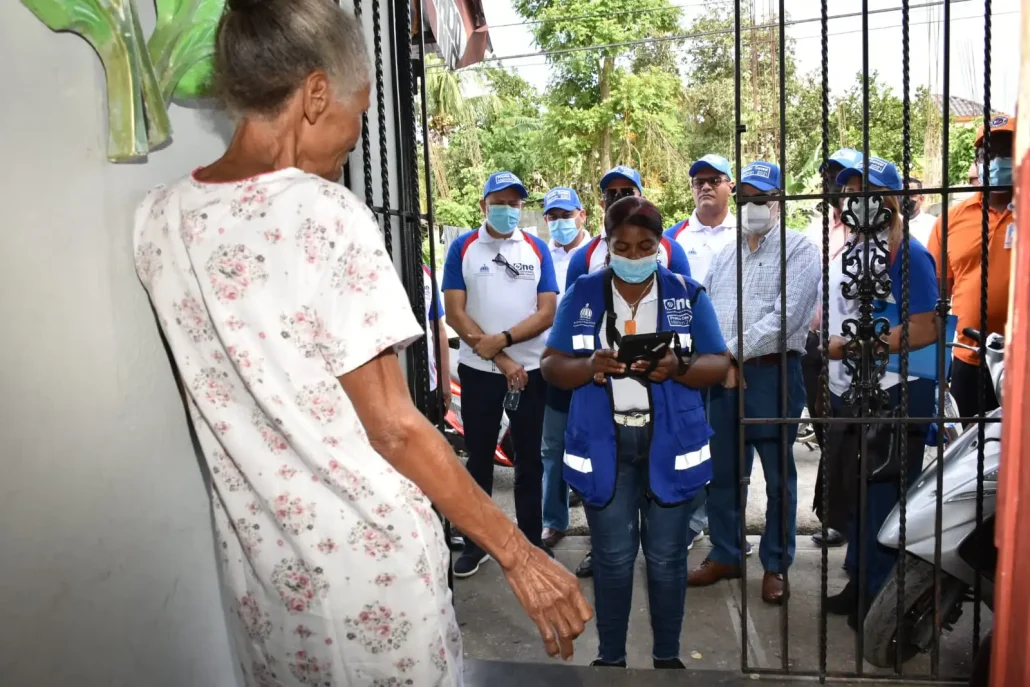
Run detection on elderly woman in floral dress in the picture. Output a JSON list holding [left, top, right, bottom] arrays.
[[132, 0, 590, 684]]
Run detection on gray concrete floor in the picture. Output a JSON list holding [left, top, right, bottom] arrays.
[[462, 448, 986, 682], [453, 537, 986, 681]]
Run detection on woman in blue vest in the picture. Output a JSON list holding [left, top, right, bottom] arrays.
[[541, 196, 730, 669]]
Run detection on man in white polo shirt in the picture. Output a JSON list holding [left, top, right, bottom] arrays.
[[442, 171, 560, 578], [664, 154, 737, 284], [539, 186, 589, 548]]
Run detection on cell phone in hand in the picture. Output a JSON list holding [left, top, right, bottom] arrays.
[[615, 331, 675, 365]]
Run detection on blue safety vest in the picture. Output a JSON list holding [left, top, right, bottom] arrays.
[[562, 267, 713, 508]]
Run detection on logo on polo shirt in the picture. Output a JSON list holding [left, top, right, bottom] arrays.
[[664, 297, 694, 327], [478, 263, 491, 275], [511, 262, 536, 280]]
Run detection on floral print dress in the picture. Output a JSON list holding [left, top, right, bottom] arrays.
[[134, 169, 463, 686]]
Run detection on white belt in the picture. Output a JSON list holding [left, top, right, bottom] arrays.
[[613, 412, 650, 427]]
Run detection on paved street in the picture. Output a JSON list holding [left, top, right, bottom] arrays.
[[453, 536, 986, 680], [456, 445, 986, 681]]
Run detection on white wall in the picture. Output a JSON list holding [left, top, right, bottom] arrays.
[[0, 6, 240, 686]]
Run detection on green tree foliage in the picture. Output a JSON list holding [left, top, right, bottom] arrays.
[[420, 4, 977, 235]]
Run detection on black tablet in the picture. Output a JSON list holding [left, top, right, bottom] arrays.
[[616, 331, 675, 365]]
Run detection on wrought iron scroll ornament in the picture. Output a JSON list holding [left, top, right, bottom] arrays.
[[839, 193, 894, 412], [20, 0, 225, 162]]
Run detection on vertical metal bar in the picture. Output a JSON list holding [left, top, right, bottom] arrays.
[[894, 0, 913, 676], [371, 0, 393, 257], [818, 0, 831, 681], [973, 0, 992, 659], [415, 0, 452, 592], [734, 0, 749, 672], [933, 0, 954, 678], [854, 0, 871, 675], [353, 0, 374, 208], [415, 0, 445, 431], [776, 0, 790, 672]]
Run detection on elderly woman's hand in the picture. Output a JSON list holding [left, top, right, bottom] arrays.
[[501, 538, 593, 660]]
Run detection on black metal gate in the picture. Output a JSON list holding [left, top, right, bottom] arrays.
[[728, 0, 1005, 682], [349, 0, 1009, 683]]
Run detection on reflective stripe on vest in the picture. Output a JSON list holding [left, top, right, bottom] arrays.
[[564, 452, 592, 473], [572, 334, 595, 351], [674, 444, 710, 471]]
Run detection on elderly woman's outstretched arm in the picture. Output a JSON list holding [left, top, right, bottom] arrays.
[[339, 350, 592, 659]]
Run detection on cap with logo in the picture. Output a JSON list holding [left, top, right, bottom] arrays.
[[599, 165, 643, 192], [820, 147, 864, 173], [835, 156, 903, 191], [689, 154, 734, 181], [482, 171, 529, 199], [975, 114, 1016, 147], [740, 161, 782, 192], [544, 187, 583, 213]]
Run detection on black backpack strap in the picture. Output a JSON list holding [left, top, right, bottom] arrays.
[[603, 267, 621, 349]]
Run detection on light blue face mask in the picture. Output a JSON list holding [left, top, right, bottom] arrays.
[[981, 157, 1013, 187], [548, 218, 580, 245], [486, 205, 520, 235], [609, 253, 658, 284]]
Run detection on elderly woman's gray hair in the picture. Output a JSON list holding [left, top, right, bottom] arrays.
[[214, 0, 370, 116]]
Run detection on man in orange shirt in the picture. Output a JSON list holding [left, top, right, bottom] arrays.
[[927, 115, 1016, 418]]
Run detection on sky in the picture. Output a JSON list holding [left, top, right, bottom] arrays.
[[478, 0, 1020, 115]]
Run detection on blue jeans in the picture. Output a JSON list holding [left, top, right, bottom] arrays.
[[585, 425, 692, 663], [541, 405, 570, 532], [707, 358, 805, 573]]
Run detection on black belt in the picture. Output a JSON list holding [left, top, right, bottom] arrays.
[[745, 351, 800, 365]]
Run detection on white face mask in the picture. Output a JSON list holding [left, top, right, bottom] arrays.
[[741, 202, 778, 235]]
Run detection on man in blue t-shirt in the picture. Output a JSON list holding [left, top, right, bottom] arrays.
[[442, 171, 560, 578]]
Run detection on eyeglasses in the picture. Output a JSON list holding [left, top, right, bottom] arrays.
[[691, 176, 729, 190], [492, 253, 520, 279], [603, 187, 638, 204]]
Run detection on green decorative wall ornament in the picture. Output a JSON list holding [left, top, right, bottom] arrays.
[[21, 0, 226, 162]]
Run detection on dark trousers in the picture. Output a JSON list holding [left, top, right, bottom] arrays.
[[950, 357, 1000, 420], [801, 330, 827, 445], [458, 364, 545, 548], [829, 378, 935, 597]]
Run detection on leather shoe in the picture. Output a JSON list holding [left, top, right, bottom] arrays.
[[541, 527, 566, 548], [687, 558, 741, 587], [811, 528, 846, 547], [576, 551, 593, 578], [762, 572, 789, 604]]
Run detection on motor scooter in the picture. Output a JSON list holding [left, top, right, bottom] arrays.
[[863, 329, 1004, 678]]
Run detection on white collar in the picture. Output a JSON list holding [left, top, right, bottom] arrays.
[[478, 223, 522, 242], [689, 208, 737, 232]]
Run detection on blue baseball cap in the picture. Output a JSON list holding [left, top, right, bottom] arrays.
[[835, 156, 903, 191], [543, 187, 582, 213], [820, 147, 864, 173], [482, 171, 528, 199], [599, 165, 643, 192], [689, 154, 734, 181], [740, 161, 782, 192]]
